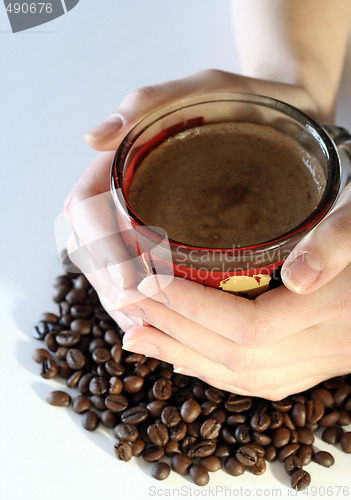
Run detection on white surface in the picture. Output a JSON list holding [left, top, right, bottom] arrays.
[[1, 2, 351, 500]]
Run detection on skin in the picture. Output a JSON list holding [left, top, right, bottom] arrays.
[[65, 0, 351, 400]]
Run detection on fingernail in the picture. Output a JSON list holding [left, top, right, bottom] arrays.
[[85, 114, 124, 142], [115, 299, 146, 318], [282, 252, 324, 292], [138, 277, 169, 305], [122, 339, 159, 357], [128, 315, 144, 327]]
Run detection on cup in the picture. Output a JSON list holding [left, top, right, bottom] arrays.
[[111, 93, 351, 297]]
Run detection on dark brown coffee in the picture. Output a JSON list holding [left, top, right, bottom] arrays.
[[128, 122, 326, 248]]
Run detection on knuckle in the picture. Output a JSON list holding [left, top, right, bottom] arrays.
[[221, 346, 253, 373], [126, 85, 160, 104], [64, 190, 79, 221], [327, 214, 351, 249], [232, 371, 266, 395], [239, 318, 272, 348]]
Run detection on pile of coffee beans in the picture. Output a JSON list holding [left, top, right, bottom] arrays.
[[32, 270, 351, 490]]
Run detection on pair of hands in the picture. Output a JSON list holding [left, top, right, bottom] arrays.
[[65, 70, 351, 401]]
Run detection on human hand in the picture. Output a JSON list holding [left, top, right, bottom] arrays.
[[115, 181, 351, 401], [65, 69, 349, 400]]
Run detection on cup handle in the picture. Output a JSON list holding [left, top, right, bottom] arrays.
[[323, 124, 351, 191]]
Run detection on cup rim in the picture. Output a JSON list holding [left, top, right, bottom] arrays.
[[111, 92, 341, 256]]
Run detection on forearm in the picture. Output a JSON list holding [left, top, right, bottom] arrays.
[[231, 0, 351, 122]]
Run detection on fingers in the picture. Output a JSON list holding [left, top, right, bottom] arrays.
[[116, 287, 348, 372], [121, 323, 350, 400], [84, 70, 318, 152], [282, 183, 351, 294], [135, 273, 351, 348], [64, 153, 136, 302]]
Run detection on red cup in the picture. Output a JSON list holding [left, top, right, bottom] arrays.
[[111, 93, 351, 297]]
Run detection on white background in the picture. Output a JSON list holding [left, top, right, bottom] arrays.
[[1, 2, 351, 500]]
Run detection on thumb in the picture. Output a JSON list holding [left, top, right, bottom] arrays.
[[281, 184, 351, 294], [84, 73, 207, 151]]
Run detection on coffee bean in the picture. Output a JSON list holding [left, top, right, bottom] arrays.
[[66, 289, 87, 305], [297, 445, 313, 466], [211, 409, 227, 424], [44, 332, 58, 352], [74, 274, 90, 290], [90, 395, 106, 411], [201, 401, 217, 416], [123, 375, 144, 394], [180, 400, 202, 423], [114, 423, 139, 442], [152, 462, 170, 481], [32, 348, 51, 363], [169, 421, 187, 441], [248, 456, 266, 475], [66, 348, 86, 370], [153, 379, 173, 400], [147, 423, 169, 447], [199, 419, 221, 439], [190, 464, 209, 486], [270, 410, 283, 429], [53, 275, 71, 288], [105, 394, 128, 413], [56, 347, 69, 360], [92, 347, 111, 364], [319, 410, 340, 427], [104, 329, 121, 345], [322, 426, 343, 445], [291, 402, 306, 428], [46, 390, 71, 406], [82, 410, 99, 431], [114, 439, 133, 461], [215, 444, 232, 458], [142, 445, 164, 462], [291, 469, 311, 491], [272, 398, 293, 412], [205, 387, 225, 403], [278, 443, 300, 462], [56, 330, 81, 347], [72, 395, 91, 414], [188, 439, 216, 458], [70, 304, 93, 318], [284, 455, 302, 475], [250, 413, 271, 432], [283, 413, 296, 430], [89, 376, 109, 395], [164, 440, 180, 456], [224, 456, 245, 476], [236, 444, 257, 466], [53, 285, 70, 303], [272, 427, 290, 448], [58, 361, 72, 379], [221, 426, 237, 445], [161, 406, 181, 428], [340, 432, 351, 453], [40, 359, 58, 379], [147, 400, 167, 419], [66, 369, 83, 388], [121, 406, 148, 424], [235, 423, 251, 444], [105, 359, 124, 377], [200, 456, 221, 472], [314, 451, 335, 467], [311, 388, 334, 408], [131, 438, 145, 457], [296, 428, 314, 445], [252, 431, 272, 446], [306, 398, 324, 423], [100, 410, 118, 428], [171, 453, 192, 475], [226, 414, 246, 426], [264, 444, 277, 462], [77, 373, 93, 393], [337, 409, 351, 426], [225, 395, 252, 413]]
